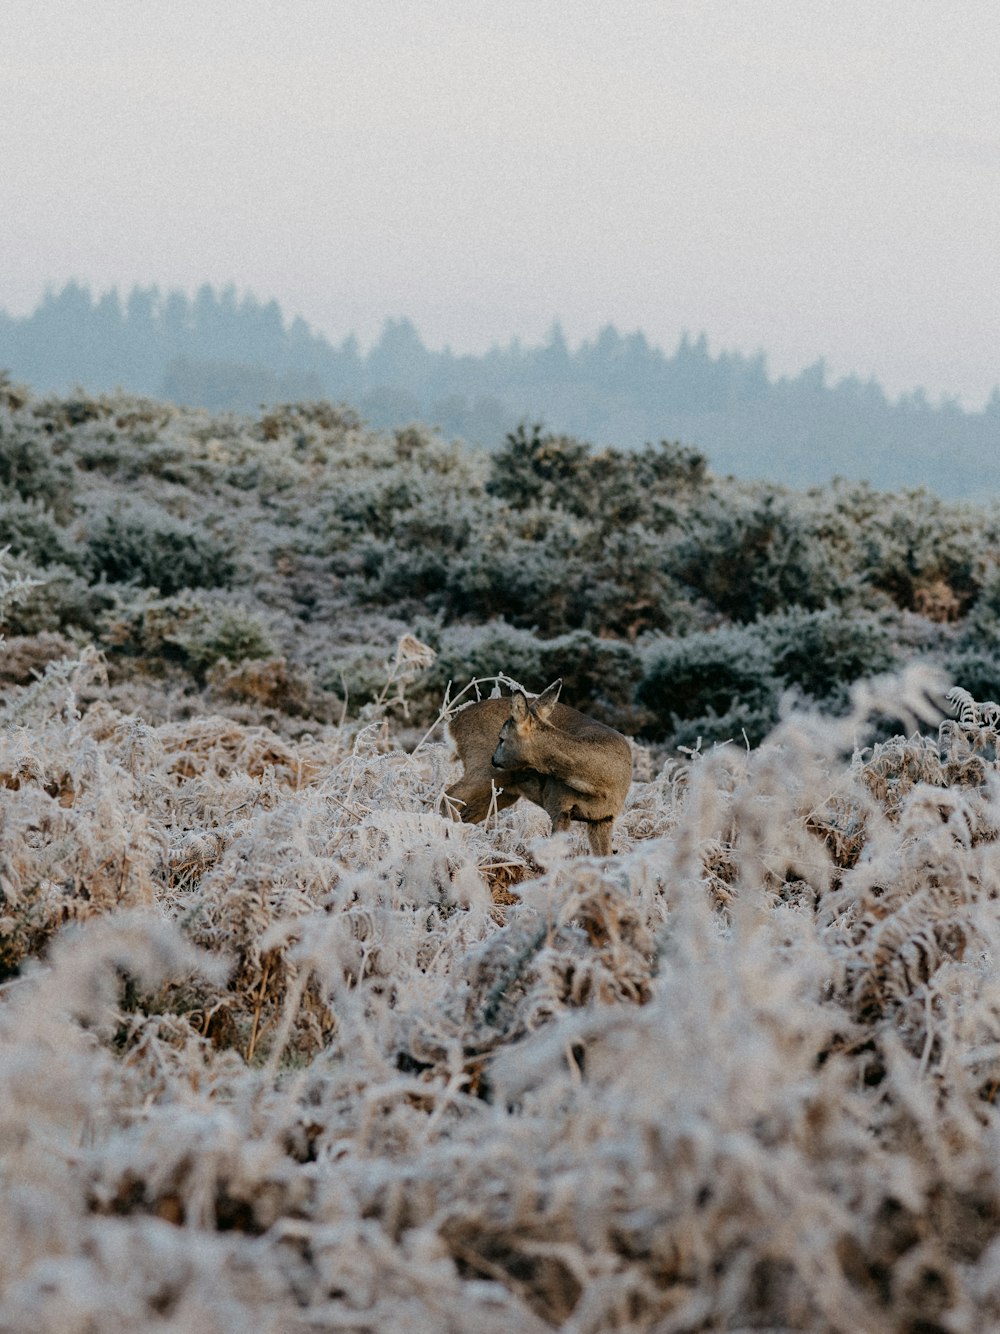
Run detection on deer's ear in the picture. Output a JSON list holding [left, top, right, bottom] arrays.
[[510, 692, 530, 723], [534, 679, 562, 721]]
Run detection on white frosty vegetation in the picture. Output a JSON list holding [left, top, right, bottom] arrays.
[[2, 639, 1000, 1332], [7, 387, 1000, 1327]]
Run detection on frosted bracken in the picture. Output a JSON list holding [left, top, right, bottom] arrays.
[[2, 627, 1000, 1331]]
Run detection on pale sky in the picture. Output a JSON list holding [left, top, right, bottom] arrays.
[[3, 1, 999, 404]]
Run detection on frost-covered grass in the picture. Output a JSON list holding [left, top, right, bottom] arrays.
[[5, 633, 1000, 1329]]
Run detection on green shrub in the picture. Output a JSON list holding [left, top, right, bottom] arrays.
[[173, 605, 275, 672], [0, 496, 85, 571], [441, 533, 574, 631], [0, 560, 109, 636], [85, 506, 234, 594], [637, 626, 781, 744], [672, 492, 843, 621], [359, 509, 695, 641], [760, 608, 899, 708], [0, 416, 76, 519], [485, 424, 591, 510], [558, 525, 696, 639], [351, 537, 451, 604], [416, 622, 644, 729], [100, 592, 274, 676], [486, 424, 707, 523]]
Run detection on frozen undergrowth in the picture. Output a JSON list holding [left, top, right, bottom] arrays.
[[3, 652, 1000, 1331]]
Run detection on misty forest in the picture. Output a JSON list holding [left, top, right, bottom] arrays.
[[4, 335, 1000, 1331], [3, 282, 1000, 495]]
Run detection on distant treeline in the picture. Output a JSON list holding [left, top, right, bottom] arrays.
[[2, 281, 999, 493]]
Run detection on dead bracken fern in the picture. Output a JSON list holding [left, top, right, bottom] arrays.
[[8, 663, 1000, 1328]]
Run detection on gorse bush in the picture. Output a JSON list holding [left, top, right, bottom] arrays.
[[856, 488, 991, 617], [760, 606, 899, 707], [0, 495, 85, 571], [415, 621, 645, 730], [85, 505, 235, 594], [486, 422, 708, 525], [0, 559, 109, 637], [638, 624, 782, 745], [0, 413, 76, 519], [99, 592, 274, 676], [637, 610, 905, 745], [673, 491, 847, 621], [0, 384, 997, 744]]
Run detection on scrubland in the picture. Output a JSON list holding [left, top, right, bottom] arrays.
[[4, 379, 1000, 1330]]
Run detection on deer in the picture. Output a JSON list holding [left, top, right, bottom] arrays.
[[445, 680, 633, 855]]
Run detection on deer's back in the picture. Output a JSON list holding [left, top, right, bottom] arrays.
[[546, 703, 633, 801]]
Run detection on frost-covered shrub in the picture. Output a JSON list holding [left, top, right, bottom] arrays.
[[579, 438, 708, 526], [441, 526, 578, 632], [0, 495, 85, 571], [170, 604, 276, 673], [206, 656, 313, 716], [322, 476, 424, 546], [486, 423, 707, 522], [944, 644, 1000, 706], [759, 606, 899, 707], [672, 491, 843, 620], [0, 632, 78, 686], [354, 535, 453, 606], [524, 521, 694, 639], [415, 622, 644, 728], [71, 424, 200, 486], [966, 560, 1000, 619], [638, 624, 781, 743], [100, 592, 274, 675], [0, 413, 76, 518], [85, 505, 235, 593], [256, 399, 363, 443], [361, 509, 693, 640], [0, 559, 108, 636], [31, 391, 117, 429], [855, 488, 988, 616], [638, 611, 903, 744]]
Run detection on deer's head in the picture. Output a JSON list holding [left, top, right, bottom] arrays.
[[491, 680, 562, 770]]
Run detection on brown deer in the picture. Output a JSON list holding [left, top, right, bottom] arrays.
[[445, 681, 633, 855]]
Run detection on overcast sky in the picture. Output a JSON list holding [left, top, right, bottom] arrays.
[[3, 1, 999, 404]]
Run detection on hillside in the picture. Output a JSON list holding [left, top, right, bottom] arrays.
[[2, 376, 998, 742], [5, 384, 1000, 1328]]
